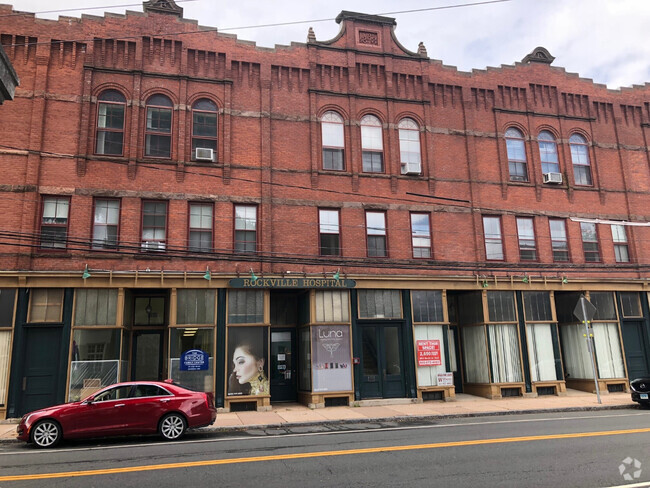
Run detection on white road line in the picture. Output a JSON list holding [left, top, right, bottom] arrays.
[[1, 410, 648, 456]]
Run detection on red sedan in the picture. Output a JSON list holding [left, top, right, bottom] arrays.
[[17, 380, 217, 448]]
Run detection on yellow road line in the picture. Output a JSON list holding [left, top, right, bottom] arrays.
[[2, 427, 650, 482]]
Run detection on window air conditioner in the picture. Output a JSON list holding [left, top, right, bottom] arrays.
[[142, 241, 166, 251], [401, 162, 421, 175], [194, 148, 215, 161], [542, 172, 563, 184]]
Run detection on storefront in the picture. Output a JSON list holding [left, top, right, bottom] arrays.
[[3, 279, 650, 418]]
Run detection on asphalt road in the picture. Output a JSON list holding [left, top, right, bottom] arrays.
[[1, 410, 650, 488]]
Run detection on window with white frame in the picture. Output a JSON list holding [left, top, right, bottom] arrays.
[[319, 209, 340, 256], [93, 199, 119, 249], [321, 111, 345, 171], [191, 99, 218, 161], [410, 213, 431, 258], [580, 222, 600, 262], [234, 205, 257, 253], [398, 118, 421, 174], [41, 196, 70, 249], [569, 134, 592, 186], [145, 94, 173, 158], [505, 127, 528, 182], [483, 216, 504, 260], [549, 219, 569, 262], [538, 131, 560, 174], [366, 211, 387, 257], [95, 90, 126, 156], [360, 115, 384, 173], [189, 203, 213, 252], [516, 217, 537, 261], [141, 201, 167, 252], [611, 224, 630, 263]]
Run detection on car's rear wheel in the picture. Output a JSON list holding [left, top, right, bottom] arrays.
[[159, 413, 186, 441], [31, 420, 61, 448]]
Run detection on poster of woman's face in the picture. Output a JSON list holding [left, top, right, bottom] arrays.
[[227, 327, 269, 396]]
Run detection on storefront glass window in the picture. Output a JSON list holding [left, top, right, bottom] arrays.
[[487, 291, 516, 322], [228, 290, 264, 324], [315, 290, 349, 323], [560, 324, 594, 379], [177, 289, 215, 325], [488, 324, 522, 382], [29, 288, 64, 322], [412, 290, 444, 323], [590, 292, 617, 320], [358, 290, 401, 319], [0, 289, 15, 326], [312, 325, 352, 392], [525, 324, 557, 381], [169, 327, 214, 392], [593, 323, 625, 378], [523, 291, 553, 321], [69, 329, 123, 401], [462, 326, 489, 383], [75, 289, 117, 326], [0, 331, 11, 406], [620, 292, 641, 318], [226, 326, 268, 396], [414, 324, 446, 386]]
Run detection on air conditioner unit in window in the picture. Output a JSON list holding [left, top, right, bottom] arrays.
[[543, 172, 563, 184], [141, 241, 166, 251], [401, 162, 421, 175], [194, 148, 215, 161]]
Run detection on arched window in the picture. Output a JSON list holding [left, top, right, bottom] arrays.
[[361, 115, 383, 173], [191, 98, 218, 162], [96, 90, 126, 155], [538, 131, 559, 174], [145, 94, 173, 158], [505, 128, 527, 182], [569, 134, 592, 185], [398, 118, 421, 174], [321, 111, 345, 170]]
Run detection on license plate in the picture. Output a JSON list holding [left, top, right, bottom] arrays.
[[641, 393, 648, 400]]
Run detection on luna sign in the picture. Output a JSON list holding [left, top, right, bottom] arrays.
[[180, 349, 209, 371]]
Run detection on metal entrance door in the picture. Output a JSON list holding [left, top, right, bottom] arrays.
[[359, 325, 404, 399], [131, 331, 164, 381], [622, 320, 650, 379], [22, 327, 63, 413], [270, 329, 296, 402]]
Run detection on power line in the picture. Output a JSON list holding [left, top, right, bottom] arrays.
[[1, 0, 515, 48]]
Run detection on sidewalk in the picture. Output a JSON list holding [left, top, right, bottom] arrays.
[[0, 390, 637, 443]]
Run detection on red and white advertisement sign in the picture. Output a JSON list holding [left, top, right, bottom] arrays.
[[417, 339, 441, 366]]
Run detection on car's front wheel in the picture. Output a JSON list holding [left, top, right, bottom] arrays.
[[31, 420, 61, 448], [159, 413, 186, 441]]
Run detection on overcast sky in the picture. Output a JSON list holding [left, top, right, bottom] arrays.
[[9, 0, 650, 89]]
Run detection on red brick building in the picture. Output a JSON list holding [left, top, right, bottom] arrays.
[[0, 1, 649, 417]]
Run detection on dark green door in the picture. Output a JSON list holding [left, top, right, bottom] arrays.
[[270, 329, 296, 402], [23, 327, 63, 413], [622, 320, 650, 380], [360, 325, 404, 399], [131, 331, 164, 381]]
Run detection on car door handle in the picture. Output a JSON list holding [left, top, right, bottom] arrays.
[[159, 399, 170, 403], [114, 403, 125, 408]]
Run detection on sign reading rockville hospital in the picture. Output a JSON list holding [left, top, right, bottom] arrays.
[[229, 278, 356, 288]]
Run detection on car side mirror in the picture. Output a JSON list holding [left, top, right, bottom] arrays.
[[84, 396, 95, 404]]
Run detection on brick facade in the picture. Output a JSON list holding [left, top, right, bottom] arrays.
[[1, 4, 649, 415]]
